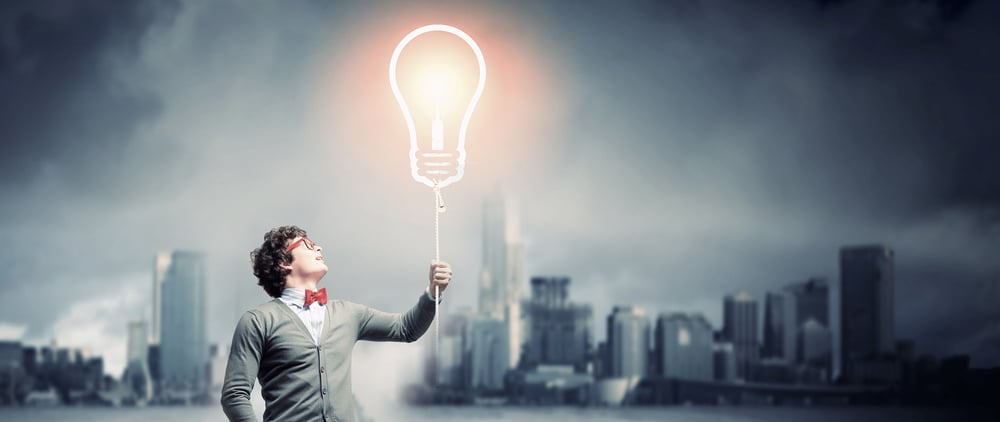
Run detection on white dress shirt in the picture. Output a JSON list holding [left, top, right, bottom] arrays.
[[278, 288, 326, 345]]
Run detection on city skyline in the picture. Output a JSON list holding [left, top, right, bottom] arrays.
[[0, 229, 990, 407], [4, 229, 987, 379], [0, 183, 976, 396], [2, 0, 999, 414], [412, 218, 993, 405]]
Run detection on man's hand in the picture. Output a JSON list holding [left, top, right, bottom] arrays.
[[429, 261, 452, 297]]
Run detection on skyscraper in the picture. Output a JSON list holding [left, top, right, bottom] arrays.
[[712, 340, 736, 382], [799, 318, 832, 370], [840, 245, 894, 380], [159, 251, 208, 392], [529, 276, 569, 308], [479, 191, 522, 317], [477, 190, 526, 369], [655, 313, 713, 381], [762, 290, 797, 362], [0, 341, 20, 368], [786, 277, 829, 327], [151, 252, 172, 345], [505, 240, 526, 369], [21, 347, 37, 377], [126, 321, 148, 366], [786, 277, 831, 375], [479, 192, 506, 320], [521, 277, 592, 371], [125, 321, 153, 401], [467, 317, 508, 390], [431, 308, 473, 387], [607, 306, 649, 379], [723, 291, 759, 381]]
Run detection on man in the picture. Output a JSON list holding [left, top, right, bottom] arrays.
[[221, 225, 452, 422]]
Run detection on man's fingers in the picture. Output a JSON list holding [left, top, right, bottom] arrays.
[[431, 262, 452, 273], [430, 261, 452, 288]]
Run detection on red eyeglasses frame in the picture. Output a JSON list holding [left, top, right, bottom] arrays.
[[285, 236, 316, 252]]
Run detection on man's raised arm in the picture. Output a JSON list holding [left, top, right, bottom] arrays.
[[356, 261, 451, 342]]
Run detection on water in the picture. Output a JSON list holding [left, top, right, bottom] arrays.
[[0, 406, 996, 422]]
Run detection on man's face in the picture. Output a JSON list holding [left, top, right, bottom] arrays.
[[284, 235, 328, 280]]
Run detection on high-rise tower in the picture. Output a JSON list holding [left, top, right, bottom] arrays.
[[840, 245, 894, 380], [158, 251, 208, 392]]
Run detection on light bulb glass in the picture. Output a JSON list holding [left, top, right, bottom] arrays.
[[389, 24, 486, 189]]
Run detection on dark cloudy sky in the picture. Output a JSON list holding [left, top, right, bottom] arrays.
[[1, 0, 998, 414]]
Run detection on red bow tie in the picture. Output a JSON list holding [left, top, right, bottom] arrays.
[[304, 288, 328, 307]]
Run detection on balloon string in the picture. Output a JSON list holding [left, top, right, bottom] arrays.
[[433, 183, 446, 383]]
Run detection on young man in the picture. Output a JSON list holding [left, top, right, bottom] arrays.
[[221, 225, 451, 422]]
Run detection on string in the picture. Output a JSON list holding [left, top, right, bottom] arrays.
[[433, 182, 446, 384]]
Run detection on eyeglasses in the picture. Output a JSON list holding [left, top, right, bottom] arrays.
[[285, 236, 318, 252]]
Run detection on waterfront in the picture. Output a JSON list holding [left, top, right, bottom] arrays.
[[0, 405, 997, 422]]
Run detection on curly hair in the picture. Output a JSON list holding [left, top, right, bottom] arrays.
[[251, 225, 307, 298]]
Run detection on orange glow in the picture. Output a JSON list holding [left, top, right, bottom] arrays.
[[314, 3, 569, 193]]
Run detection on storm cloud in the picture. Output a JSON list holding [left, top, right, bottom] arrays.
[[1, 2, 998, 415]]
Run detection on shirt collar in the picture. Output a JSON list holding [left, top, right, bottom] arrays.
[[279, 288, 305, 308]]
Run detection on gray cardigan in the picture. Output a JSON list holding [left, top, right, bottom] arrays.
[[221, 293, 436, 422]]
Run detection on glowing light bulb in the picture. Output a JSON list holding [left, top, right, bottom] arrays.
[[389, 24, 486, 189]]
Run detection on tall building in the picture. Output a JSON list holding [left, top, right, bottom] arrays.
[[521, 277, 592, 372], [55, 348, 70, 367], [593, 341, 608, 378], [40, 347, 53, 368], [127, 321, 148, 365], [82, 357, 104, 392], [723, 291, 759, 381], [467, 317, 508, 390], [147, 345, 161, 387], [654, 313, 713, 381], [152, 252, 172, 345], [505, 240, 526, 369], [786, 277, 829, 327], [479, 190, 523, 318], [529, 276, 568, 308], [22, 347, 37, 377], [712, 340, 736, 382], [840, 245, 894, 380], [159, 251, 208, 392], [479, 192, 506, 319], [506, 278, 593, 405], [607, 306, 649, 379], [433, 308, 473, 387], [477, 190, 526, 369], [762, 290, 797, 362], [0, 341, 20, 367], [799, 318, 832, 371], [786, 277, 831, 377], [125, 321, 153, 401]]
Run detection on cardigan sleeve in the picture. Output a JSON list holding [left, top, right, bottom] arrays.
[[356, 293, 436, 343], [221, 310, 264, 422]]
